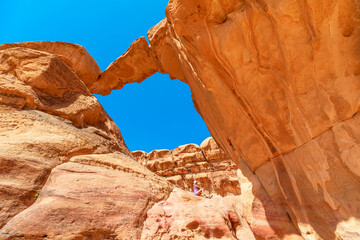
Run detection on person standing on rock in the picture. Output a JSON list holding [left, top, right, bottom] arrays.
[[193, 180, 203, 196]]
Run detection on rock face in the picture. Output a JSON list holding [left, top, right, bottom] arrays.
[[0, 41, 305, 240], [141, 188, 256, 240], [1, 153, 172, 239], [93, 0, 360, 239], [0, 41, 101, 88], [0, 44, 174, 239], [134, 138, 304, 240], [1, 0, 360, 237], [0, 46, 126, 229], [132, 137, 241, 197]]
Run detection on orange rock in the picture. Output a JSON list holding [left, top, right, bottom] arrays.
[[2, 0, 360, 238], [141, 188, 256, 240], [256, 113, 360, 239], [132, 137, 241, 197], [0, 41, 100, 87], [133, 138, 303, 239], [90, 37, 158, 95], [147, 18, 186, 81], [0, 153, 172, 239], [0, 47, 127, 228], [133, 0, 360, 238]]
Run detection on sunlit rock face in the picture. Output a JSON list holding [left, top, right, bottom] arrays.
[[0, 46, 125, 229], [0, 41, 101, 88], [143, 1, 360, 239], [133, 138, 304, 240], [96, 0, 360, 239], [0, 41, 302, 240], [1, 0, 359, 238], [1, 153, 173, 239], [132, 137, 241, 197], [141, 188, 256, 240], [0, 44, 174, 239]]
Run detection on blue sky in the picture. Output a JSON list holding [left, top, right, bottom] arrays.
[[1, 0, 210, 152]]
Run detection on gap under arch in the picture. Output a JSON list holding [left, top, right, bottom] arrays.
[[95, 73, 210, 152]]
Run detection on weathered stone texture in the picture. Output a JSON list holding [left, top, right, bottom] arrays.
[[132, 137, 241, 197], [90, 37, 158, 95], [0, 41, 101, 88], [0, 47, 127, 229], [1, 153, 172, 240], [141, 188, 256, 240]]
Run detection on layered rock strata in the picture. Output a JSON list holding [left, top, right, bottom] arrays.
[[132, 137, 241, 197], [91, 0, 360, 239]]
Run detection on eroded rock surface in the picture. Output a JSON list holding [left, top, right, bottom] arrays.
[[0, 41, 101, 87], [0, 47, 127, 229], [141, 188, 256, 240], [90, 37, 158, 95], [2, 0, 360, 238], [1, 153, 172, 239], [132, 137, 241, 197], [134, 138, 304, 240]]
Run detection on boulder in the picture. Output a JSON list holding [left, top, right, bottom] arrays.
[[0, 41, 100, 87]]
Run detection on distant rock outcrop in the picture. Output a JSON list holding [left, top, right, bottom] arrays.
[[132, 137, 241, 197]]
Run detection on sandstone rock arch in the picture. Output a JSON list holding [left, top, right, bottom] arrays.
[[89, 0, 360, 239]]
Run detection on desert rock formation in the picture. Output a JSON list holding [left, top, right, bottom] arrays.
[[0, 42, 300, 240], [134, 138, 304, 239], [0, 45, 126, 229], [132, 137, 241, 197], [0, 44, 173, 239], [90, 0, 360, 239], [1, 0, 360, 238], [1, 153, 172, 239]]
